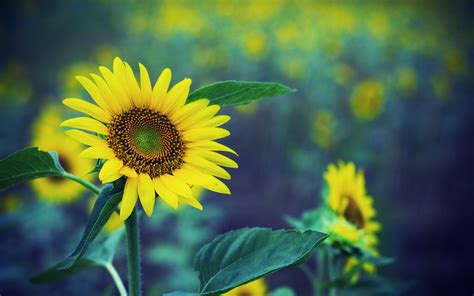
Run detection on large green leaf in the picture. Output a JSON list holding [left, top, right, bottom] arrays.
[[187, 81, 296, 106], [194, 227, 328, 295], [0, 147, 65, 192], [58, 182, 124, 269], [31, 229, 124, 283]]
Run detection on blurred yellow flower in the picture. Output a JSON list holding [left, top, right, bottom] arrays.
[[223, 278, 267, 296], [324, 161, 380, 248], [243, 31, 267, 60], [332, 63, 356, 86], [350, 80, 385, 121], [31, 105, 94, 203], [396, 66, 417, 95], [311, 110, 335, 150], [0, 193, 24, 213], [343, 255, 377, 283]]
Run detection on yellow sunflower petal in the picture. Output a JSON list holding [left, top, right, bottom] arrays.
[[63, 98, 111, 123], [188, 150, 238, 168], [120, 166, 138, 178], [124, 62, 143, 107], [170, 98, 209, 123], [193, 115, 231, 128], [139, 63, 153, 107], [61, 117, 109, 135], [182, 128, 230, 142], [184, 155, 231, 180], [151, 68, 172, 110], [173, 165, 230, 194], [176, 105, 220, 130], [186, 140, 238, 156], [179, 195, 203, 210], [99, 66, 129, 111], [65, 130, 108, 147], [90, 73, 123, 114], [99, 158, 123, 183], [101, 171, 122, 183], [75, 76, 113, 114], [137, 174, 155, 217], [160, 174, 192, 198], [120, 177, 138, 220], [153, 177, 179, 209], [80, 146, 115, 159], [161, 78, 192, 113]]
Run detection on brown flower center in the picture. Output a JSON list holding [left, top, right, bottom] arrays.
[[107, 107, 185, 178], [342, 194, 365, 229]]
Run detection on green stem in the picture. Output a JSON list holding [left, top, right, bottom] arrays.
[[105, 262, 128, 296], [125, 209, 142, 296], [315, 250, 325, 296], [61, 172, 100, 194], [327, 249, 337, 296]]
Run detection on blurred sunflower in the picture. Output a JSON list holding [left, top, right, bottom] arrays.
[[350, 80, 384, 121], [323, 161, 381, 279], [223, 278, 267, 296], [62, 57, 237, 220], [31, 105, 93, 203], [0, 193, 24, 213], [323, 161, 380, 247]]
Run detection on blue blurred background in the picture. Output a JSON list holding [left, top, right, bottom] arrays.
[[1, 1, 473, 295]]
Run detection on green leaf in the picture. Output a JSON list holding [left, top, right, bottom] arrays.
[[163, 292, 199, 296], [58, 182, 124, 269], [194, 227, 328, 295], [31, 229, 124, 283], [187, 81, 296, 106], [0, 147, 65, 192]]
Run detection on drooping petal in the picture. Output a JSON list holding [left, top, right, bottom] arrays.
[[160, 174, 192, 198], [179, 195, 203, 210], [181, 128, 230, 142], [174, 166, 231, 194], [120, 177, 138, 220], [80, 146, 115, 159], [192, 115, 231, 128], [65, 129, 108, 147], [99, 158, 123, 183], [137, 174, 155, 216], [153, 177, 179, 209], [63, 98, 111, 123], [61, 117, 109, 135], [151, 68, 172, 111], [120, 166, 138, 178]]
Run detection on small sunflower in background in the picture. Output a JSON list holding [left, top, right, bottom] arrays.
[[62, 57, 237, 220], [223, 278, 267, 296], [350, 79, 385, 121], [31, 105, 94, 203], [323, 161, 381, 277]]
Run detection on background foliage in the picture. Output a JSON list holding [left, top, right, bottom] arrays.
[[0, 0, 473, 295]]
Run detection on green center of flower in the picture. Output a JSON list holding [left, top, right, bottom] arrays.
[[342, 195, 364, 229], [107, 107, 185, 178], [130, 126, 163, 156]]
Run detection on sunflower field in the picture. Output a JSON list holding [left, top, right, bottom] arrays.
[[0, 1, 473, 295]]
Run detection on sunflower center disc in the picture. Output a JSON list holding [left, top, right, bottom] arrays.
[[342, 194, 365, 229], [107, 107, 185, 178]]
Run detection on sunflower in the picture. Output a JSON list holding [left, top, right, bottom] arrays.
[[31, 105, 94, 203], [223, 278, 267, 296], [61, 57, 237, 220], [324, 161, 380, 245], [350, 80, 384, 121]]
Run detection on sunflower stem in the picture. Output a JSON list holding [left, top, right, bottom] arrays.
[[125, 209, 142, 296], [327, 248, 337, 296], [105, 262, 128, 296], [315, 249, 325, 296], [60, 172, 100, 194]]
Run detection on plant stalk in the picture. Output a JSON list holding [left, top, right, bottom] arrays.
[[125, 209, 142, 296], [105, 262, 128, 296], [61, 172, 100, 194]]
